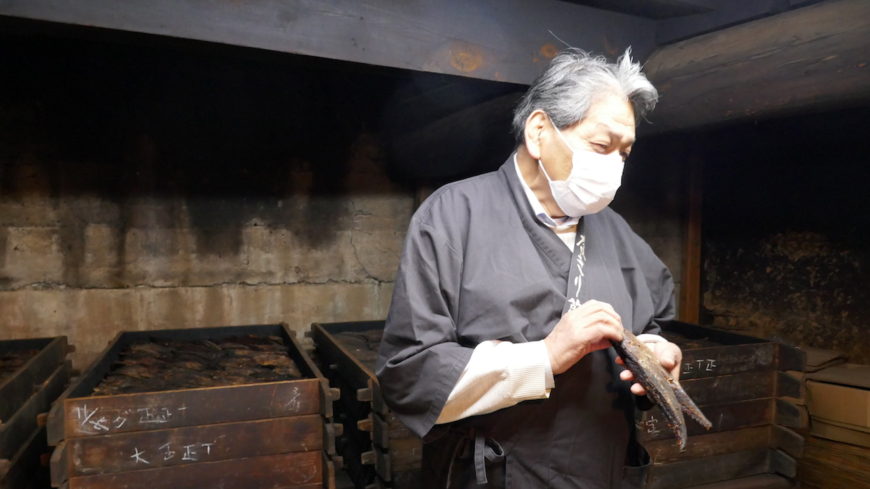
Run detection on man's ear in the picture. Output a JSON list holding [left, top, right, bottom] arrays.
[[524, 110, 548, 160]]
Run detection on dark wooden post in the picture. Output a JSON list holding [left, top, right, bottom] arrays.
[[679, 144, 703, 324]]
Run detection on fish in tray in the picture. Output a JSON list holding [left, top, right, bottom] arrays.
[[92, 335, 303, 396], [611, 329, 712, 450]]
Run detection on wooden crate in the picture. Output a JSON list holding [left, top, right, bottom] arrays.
[[0, 427, 51, 489], [47, 324, 341, 489], [0, 336, 72, 488], [638, 321, 807, 489], [311, 321, 422, 487]]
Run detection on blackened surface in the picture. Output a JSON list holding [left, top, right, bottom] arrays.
[[699, 108, 870, 362], [0, 25, 518, 288]]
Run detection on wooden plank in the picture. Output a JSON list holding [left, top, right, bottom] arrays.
[[679, 146, 703, 324], [313, 325, 374, 396], [645, 449, 771, 489], [0, 427, 50, 489], [370, 413, 415, 450], [679, 371, 775, 406], [0, 0, 657, 86], [638, 398, 774, 443], [643, 425, 771, 465], [362, 445, 391, 482], [775, 371, 804, 400], [63, 380, 320, 439], [683, 473, 795, 489], [0, 364, 69, 460], [656, 0, 784, 45], [327, 372, 370, 425], [385, 437, 422, 473], [323, 423, 337, 456], [644, 0, 870, 133], [314, 323, 388, 416], [800, 346, 845, 370], [322, 451, 336, 489], [776, 344, 806, 373], [770, 425, 804, 460], [678, 344, 777, 380], [806, 363, 870, 389], [68, 415, 322, 477], [48, 333, 125, 446], [0, 337, 66, 424], [68, 451, 323, 489], [664, 322, 767, 346], [281, 324, 338, 420], [50, 441, 68, 488], [798, 435, 870, 489], [774, 398, 808, 429], [51, 324, 326, 441], [371, 381, 389, 417], [769, 449, 796, 478]]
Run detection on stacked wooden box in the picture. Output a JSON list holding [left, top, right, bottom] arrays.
[[793, 362, 870, 488], [637, 321, 808, 489], [797, 433, 870, 489], [311, 321, 422, 489], [0, 336, 73, 489], [46, 324, 342, 489]]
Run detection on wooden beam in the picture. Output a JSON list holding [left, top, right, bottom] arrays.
[[0, 0, 656, 86], [390, 92, 521, 179], [644, 0, 870, 133], [655, 0, 786, 45], [679, 145, 703, 323]]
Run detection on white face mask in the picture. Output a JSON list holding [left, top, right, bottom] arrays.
[[538, 124, 625, 218]]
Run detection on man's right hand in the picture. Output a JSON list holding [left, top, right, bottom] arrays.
[[543, 300, 624, 375]]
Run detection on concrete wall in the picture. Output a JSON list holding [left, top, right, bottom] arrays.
[[0, 131, 412, 367], [0, 33, 416, 368]]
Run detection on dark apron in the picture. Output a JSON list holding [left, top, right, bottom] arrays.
[[423, 218, 652, 489]]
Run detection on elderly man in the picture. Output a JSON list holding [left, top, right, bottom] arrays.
[[376, 49, 682, 489]]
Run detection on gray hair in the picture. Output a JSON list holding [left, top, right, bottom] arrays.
[[511, 48, 658, 145]]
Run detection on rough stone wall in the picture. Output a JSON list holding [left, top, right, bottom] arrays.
[[0, 34, 414, 368], [700, 108, 870, 363]]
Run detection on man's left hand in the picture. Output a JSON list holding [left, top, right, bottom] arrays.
[[616, 341, 682, 396]]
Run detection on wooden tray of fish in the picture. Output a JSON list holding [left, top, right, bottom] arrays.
[[46, 323, 342, 489], [0, 337, 72, 474], [634, 321, 807, 489], [311, 321, 423, 484], [0, 426, 51, 489]]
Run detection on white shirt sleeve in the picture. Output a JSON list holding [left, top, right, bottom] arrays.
[[435, 340, 554, 425]]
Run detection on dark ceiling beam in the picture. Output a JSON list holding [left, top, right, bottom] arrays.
[[390, 92, 523, 179], [655, 0, 789, 45], [560, 0, 718, 20], [0, 0, 656, 86], [643, 0, 870, 134]]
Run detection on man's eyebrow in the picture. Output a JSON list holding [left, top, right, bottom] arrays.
[[595, 122, 635, 145]]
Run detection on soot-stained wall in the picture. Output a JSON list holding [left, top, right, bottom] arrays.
[[700, 108, 870, 362], [0, 31, 427, 367]]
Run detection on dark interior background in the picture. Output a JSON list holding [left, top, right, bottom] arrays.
[[697, 108, 870, 362]]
